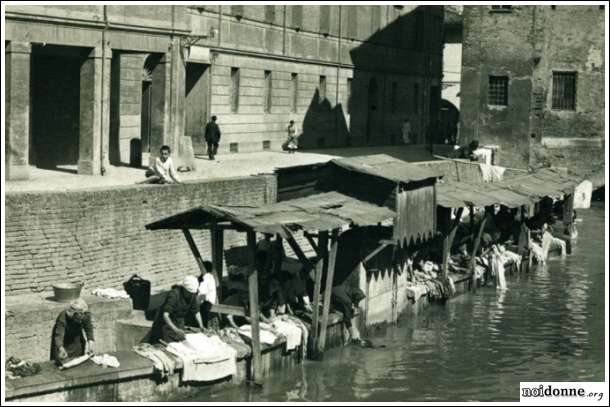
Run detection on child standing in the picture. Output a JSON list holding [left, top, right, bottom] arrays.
[[286, 120, 299, 154]]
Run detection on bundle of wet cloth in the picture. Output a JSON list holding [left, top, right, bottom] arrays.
[[91, 354, 120, 368], [6, 357, 41, 379], [270, 316, 304, 352], [218, 328, 251, 359], [165, 333, 237, 382], [92, 288, 131, 300], [238, 323, 284, 346], [133, 343, 178, 380]]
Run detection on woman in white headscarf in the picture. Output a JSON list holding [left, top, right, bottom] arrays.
[[51, 298, 95, 364], [154, 276, 205, 343]]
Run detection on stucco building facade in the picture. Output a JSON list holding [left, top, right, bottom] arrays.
[[460, 5, 605, 174], [5, 5, 444, 180]]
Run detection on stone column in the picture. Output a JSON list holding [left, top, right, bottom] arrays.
[[78, 47, 103, 175], [101, 45, 112, 173], [5, 42, 31, 180]]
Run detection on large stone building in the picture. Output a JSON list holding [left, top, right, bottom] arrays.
[[4, 5, 444, 180], [460, 5, 605, 174]]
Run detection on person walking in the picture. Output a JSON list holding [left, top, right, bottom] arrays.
[[205, 115, 221, 160], [286, 120, 299, 154]]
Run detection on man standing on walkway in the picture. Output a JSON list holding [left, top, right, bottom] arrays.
[[205, 115, 221, 160]]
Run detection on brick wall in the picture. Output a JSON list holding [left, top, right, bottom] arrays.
[[4, 175, 277, 297]]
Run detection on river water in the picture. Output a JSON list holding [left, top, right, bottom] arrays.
[[197, 203, 606, 402]]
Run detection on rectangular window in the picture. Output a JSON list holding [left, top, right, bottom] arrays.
[[262, 140, 271, 150], [231, 5, 244, 18], [230, 67, 240, 112], [391, 81, 398, 114], [264, 5, 275, 23], [347, 6, 358, 39], [347, 78, 353, 114], [292, 5, 303, 29], [413, 83, 420, 113], [552, 72, 577, 110], [320, 5, 331, 34], [229, 142, 239, 153], [264, 70, 272, 113], [319, 75, 327, 103], [291, 73, 298, 113], [488, 76, 509, 106]]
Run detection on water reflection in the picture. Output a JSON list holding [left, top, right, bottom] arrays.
[[191, 203, 605, 402]]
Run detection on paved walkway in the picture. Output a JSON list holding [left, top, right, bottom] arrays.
[[5, 145, 435, 193]]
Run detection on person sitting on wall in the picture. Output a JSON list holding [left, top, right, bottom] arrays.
[[51, 298, 95, 365], [402, 118, 412, 145], [137, 145, 182, 184], [198, 261, 219, 330], [205, 115, 222, 160], [459, 140, 480, 161], [152, 276, 205, 343]]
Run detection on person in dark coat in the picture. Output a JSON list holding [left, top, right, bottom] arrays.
[[204, 115, 221, 160], [151, 276, 205, 343], [331, 283, 366, 343], [51, 298, 95, 365]]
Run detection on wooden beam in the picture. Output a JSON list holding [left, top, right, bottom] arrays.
[[273, 235, 283, 275], [246, 230, 262, 385], [210, 303, 247, 317], [362, 243, 391, 265], [310, 231, 328, 357], [210, 223, 223, 294], [303, 232, 320, 255], [182, 229, 208, 276], [285, 234, 316, 272], [469, 215, 488, 292], [317, 229, 340, 358]]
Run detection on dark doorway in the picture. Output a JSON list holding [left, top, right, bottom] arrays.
[[428, 85, 441, 144], [366, 77, 378, 144], [185, 63, 210, 155], [140, 80, 153, 161], [30, 45, 86, 171]]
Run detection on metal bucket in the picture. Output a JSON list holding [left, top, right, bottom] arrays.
[[52, 282, 84, 303]]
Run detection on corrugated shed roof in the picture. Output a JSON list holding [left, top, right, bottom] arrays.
[[436, 182, 534, 209], [330, 154, 438, 184], [146, 191, 395, 237], [502, 168, 579, 199]]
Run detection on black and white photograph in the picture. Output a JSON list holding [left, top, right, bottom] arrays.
[[2, 1, 608, 404]]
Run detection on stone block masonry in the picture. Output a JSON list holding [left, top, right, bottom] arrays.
[[4, 175, 277, 297]]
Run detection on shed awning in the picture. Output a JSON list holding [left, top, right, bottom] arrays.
[[502, 168, 580, 199], [330, 154, 438, 184], [436, 182, 534, 209], [146, 191, 395, 237]]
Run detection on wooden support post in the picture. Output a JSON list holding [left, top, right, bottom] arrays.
[[210, 223, 224, 293], [310, 231, 328, 357], [317, 229, 339, 358], [442, 207, 464, 277], [274, 235, 283, 275], [246, 230, 262, 385], [563, 194, 575, 249], [469, 205, 475, 247], [303, 232, 320, 255], [469, 215, 488, 292], [182, 229, 208, 276], [285, 234, 316, 272]]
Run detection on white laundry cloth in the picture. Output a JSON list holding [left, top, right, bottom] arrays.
[[491, 255, 507, 290], [479, 163, 506, 182], [198, 273, 217, 304], [574, 180, 592, 209], [473, 148, 492, 165], [91, 354, 120, 368], [239, 325, 277, 345], [165, 333, 237, 382], [92, 288, 131, 299], [271, 318, 302, 351]]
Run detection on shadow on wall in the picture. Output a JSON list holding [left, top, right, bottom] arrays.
[[299, 6, 440, 150]]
